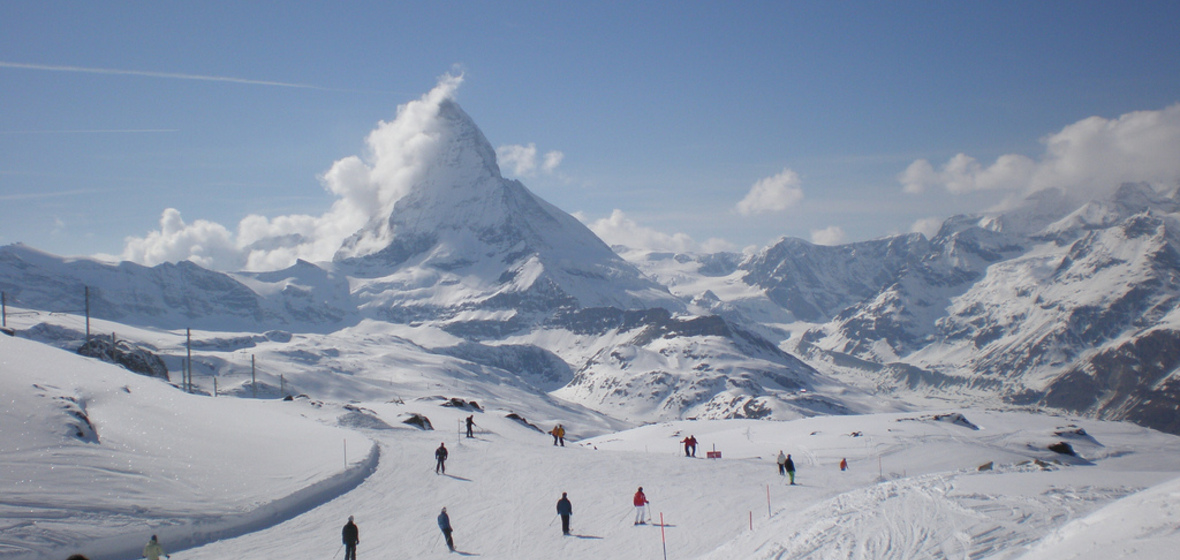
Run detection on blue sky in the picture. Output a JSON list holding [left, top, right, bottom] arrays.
[[3, 1, 1180, 267]]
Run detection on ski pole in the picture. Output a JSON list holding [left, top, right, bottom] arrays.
[[431, 532, 440, 551], [333, 544, 343, 559], [548, 513, 558, 527]]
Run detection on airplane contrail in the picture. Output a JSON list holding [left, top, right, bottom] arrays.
[[0, 61, 379, 92], [0, 129, 180, 134]]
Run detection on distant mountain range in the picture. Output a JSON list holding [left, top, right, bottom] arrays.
[[3, 97, 1178, 434]]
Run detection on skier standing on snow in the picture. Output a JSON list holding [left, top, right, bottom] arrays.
[[551, 424, 565, 446], [437, 507, 455, 552], [840, 457, 848, 471], [556, 492, 573, 535], [342, 515, 359, 560], [142, 535, 169, 560], [682, 435, 698, 457], [785, 453, 796, 485], [435, 442, 449, 475], [466, 415, 475, 438], [777, 450, 788, 476], [633, 486, 649, 525]]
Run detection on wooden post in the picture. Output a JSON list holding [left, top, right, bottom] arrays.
[[251, 354, 256, 398]]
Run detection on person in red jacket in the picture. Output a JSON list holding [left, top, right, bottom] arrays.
[[633, 486, 649, 525], [681, 435, 697, 457]]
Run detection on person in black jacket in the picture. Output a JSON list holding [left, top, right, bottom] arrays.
[[342, 515, 359, 560], [435, 442, 448, 475], [556, 492, 573, 535], [437, 507, 454, 552]]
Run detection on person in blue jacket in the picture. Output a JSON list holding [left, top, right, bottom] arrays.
[[437, 507, 455, 552], [556, 492, 573, 535]]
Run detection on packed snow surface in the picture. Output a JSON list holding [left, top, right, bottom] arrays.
[[4, 333, 1180, 560]]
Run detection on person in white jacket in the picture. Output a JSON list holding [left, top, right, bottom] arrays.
[[143, 535, 169, 560]]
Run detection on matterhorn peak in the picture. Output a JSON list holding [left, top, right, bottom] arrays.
[[324, 78, 680, 314]]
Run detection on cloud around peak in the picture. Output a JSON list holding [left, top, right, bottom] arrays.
[[114, 73, 465, 271]]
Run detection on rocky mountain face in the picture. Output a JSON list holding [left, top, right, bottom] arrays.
[[743, 183, 1180, 435]]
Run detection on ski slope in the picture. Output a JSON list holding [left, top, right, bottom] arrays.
[[4, 332, 1180, 559]]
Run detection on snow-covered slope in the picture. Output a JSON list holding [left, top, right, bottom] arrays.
[[0, 334, 376, 560], [5, 330, 1180, 560]]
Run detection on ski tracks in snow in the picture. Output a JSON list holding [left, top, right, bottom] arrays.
[[753, 469, 1132, 560]]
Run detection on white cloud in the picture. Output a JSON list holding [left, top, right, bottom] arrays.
[[900, 103, 1180, 200], [495, 143, 564, 177], [117, 72, 467, 271], [909, 217, 944, 239], [735, 168, 804, 215], [581, 209, 734, 253], [121, 208, 244, 270], [542, 150, 564, 173], [809, 226, 846, 246]]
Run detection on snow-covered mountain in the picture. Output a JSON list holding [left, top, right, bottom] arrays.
[[6, 81, 1180, 559], [634, 182, 1180, 435], [334, 99, 683, 327], [0, 93, 865, 425], [3, 81, 1180, 435]]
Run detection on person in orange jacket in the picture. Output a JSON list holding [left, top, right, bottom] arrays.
[[633, 486, 650, 525], [550, 424, 566, 446]]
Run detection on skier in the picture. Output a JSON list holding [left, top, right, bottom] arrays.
[[840, 457, 848, 471], [465, 415, 475, 438], [682, 435, 698, 457], [777, 450, 787, 476], [435, 442, 449, 475], [437, 507, 455, 552], [550, 424, 565, 446], [342, 515, 359, 560], [785, 453, 796, 485], [633, 486, 649, 525], [556, 492, 573, 535], [142, 535, 169, 560]]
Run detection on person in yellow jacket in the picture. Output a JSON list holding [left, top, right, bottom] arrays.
[[550, 424, 565, 446], [143, 535, 169, 560]]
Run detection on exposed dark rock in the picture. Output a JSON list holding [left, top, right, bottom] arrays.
[[400, 413, 433, 430], [1048, 441, 1076, 456], [76, 336, 169, 381], [505, 412, 543, 433]]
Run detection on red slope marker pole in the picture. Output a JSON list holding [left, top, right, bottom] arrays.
[[660, 512, 668, 560]]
